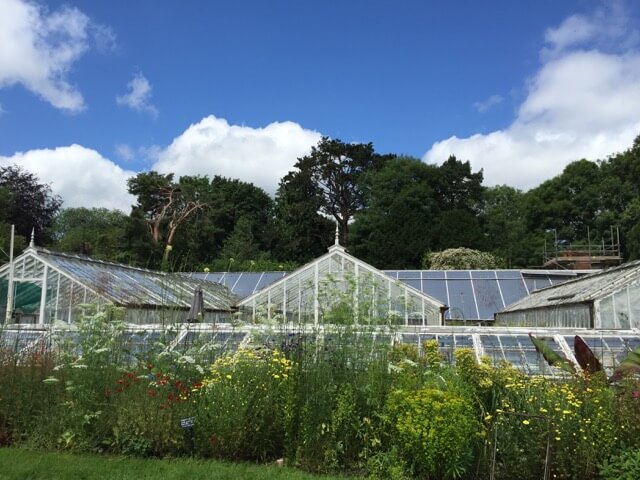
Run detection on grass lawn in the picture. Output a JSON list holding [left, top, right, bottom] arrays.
[[0, 448, 360, 480]]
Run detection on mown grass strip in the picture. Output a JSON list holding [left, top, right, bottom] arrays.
[[0, 448, 358, 480]]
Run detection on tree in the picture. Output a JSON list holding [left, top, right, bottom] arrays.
[[127, 172, 206, 263], [434, 155, 484, 210], [424, 248, 504, 270], [523, 159, 603, 243], [51, 207, 128, 260], [350, 157, 439, 268], [429, 155, 485, 251], [176, 175, 275, 267], [0, 165, 62, 245], [480, 185, 534, 267], [286, 137, 392, 246], [272, 167, 333, 263]]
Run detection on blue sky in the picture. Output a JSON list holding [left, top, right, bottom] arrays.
[[1, 0, 640, 211]]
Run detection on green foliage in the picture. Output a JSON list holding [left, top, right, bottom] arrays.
[[385, 387, 482, 479], [529, 334, 576, 375], [424, 247, 504, 269], [52, 207, 128, 259], [600, 449, 640, 480], [350, 157, 439, 268], [273, 164, 334, 263], [285, 137, 392, 247], [194, 348, 293, 461], [0, 165, 62, 246]]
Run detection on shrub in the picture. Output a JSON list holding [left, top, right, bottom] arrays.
[[194, 348, 293, 461], [600, 448, 640, 480], [386, 387, 483, 479]]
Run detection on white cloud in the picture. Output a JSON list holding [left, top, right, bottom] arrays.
[[116, 73, 158, 118], [115, 143, 135, 161], [0, 145, 135, 212], [424, 3, 640, 191], [153, 115, 321, 194], [473, 94, 504, 113], [0, 115, 320, 211], [0, 0, 110, 112]]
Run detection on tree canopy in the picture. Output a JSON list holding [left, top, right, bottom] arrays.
[[11, 134, 640, 271]]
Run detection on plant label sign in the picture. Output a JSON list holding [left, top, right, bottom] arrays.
[[180, 417, 195, 428]]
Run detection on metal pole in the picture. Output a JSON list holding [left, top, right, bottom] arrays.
[[5, 225, 15, 323]]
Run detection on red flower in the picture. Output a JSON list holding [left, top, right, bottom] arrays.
[[126, 372, 135, 379], [192, 381, 203, 389], [116, 386, 124, 393], [147, 389, 158, 397], [631, 390, 640, 399]]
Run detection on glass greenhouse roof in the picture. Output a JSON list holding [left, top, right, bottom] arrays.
[[0, 247, 238, 312], [234, 244, 446, 325], [499, 259, 640, 313], [187, 269, 581, 321]]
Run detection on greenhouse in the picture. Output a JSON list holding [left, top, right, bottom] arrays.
[[188, 268, 582, 323], [496, 259, 640, 329], [0, 242, 237, 325], [233, 241, 447, 325], [2, 234, 640, 377]]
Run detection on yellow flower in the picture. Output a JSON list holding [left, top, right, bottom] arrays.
[[522, 420, 530, 425]]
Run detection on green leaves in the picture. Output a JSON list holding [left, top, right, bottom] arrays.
[[528, 334, 576, 375]]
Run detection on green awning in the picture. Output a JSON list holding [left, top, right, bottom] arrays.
[[0, 279, 41, 314]]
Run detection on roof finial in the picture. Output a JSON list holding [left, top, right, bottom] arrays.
[[334, 220, 340, 245], [29, 228, 35, 248]]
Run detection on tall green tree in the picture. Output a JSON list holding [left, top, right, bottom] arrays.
[[350, 157, 439, 268], [285, 137, 392, 246], [523, 159, 603, 243], [175, 175, 275, 268], [480, 185, 534, 267], [430, 155, 485, 251], [272, 167, 333, 263], [0, 165, 62, 246], [127, 171, 206, 266]]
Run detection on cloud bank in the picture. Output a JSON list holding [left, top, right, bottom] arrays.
[[152, 115, 321, 195], [0, 145, 135, 211], [0, 0, 113, 112], [424, 4, 640, 190], [1, 116, 320, 210]]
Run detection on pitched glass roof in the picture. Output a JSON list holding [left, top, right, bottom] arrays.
[[499, 260, 640, 313], [186, 269, 581, 321], [0, 248, 238, 312]]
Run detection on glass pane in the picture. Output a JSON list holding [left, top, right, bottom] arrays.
[[472, 278, 503, 319]]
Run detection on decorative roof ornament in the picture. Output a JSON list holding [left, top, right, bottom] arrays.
[[334, 220, 340, 246], [29, 228, 35, 248]]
